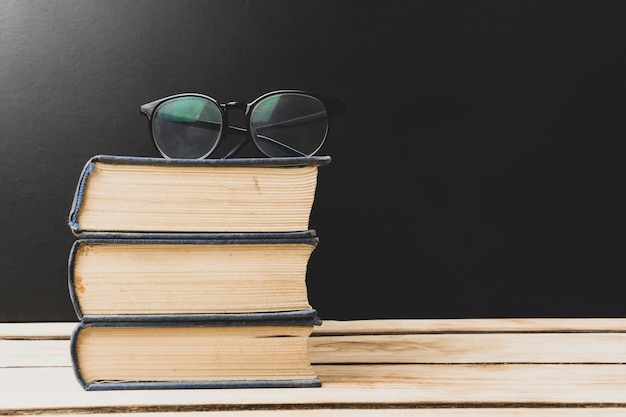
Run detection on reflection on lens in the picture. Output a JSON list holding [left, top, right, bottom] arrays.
[[152, 97, 222, 159], [250, 93, 328, 157]]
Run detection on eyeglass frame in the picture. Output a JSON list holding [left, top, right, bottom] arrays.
[[140, 89, 346, 159]]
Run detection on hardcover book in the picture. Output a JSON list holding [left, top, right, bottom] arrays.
[[68, 232, 319, 319], [68, 154, 331, 234], [70, 313, 321, 390]]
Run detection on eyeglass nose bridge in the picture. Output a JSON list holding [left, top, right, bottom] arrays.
[[218, 101, 253, 159], [224, 101, 248, 112], [223, 101, 251, 127]]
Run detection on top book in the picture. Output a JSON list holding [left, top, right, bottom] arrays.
[[68, 155, 331, 235]]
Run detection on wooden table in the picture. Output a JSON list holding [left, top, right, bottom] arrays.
[[3, 319, 626, 416]]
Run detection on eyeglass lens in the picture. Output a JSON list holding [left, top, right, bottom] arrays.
[[151, 93, 329, 159], [152, 97, 223, 159], [250, 93, 328, 157]]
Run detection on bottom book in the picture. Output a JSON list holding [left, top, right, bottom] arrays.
[[70, 313, 322, 390]]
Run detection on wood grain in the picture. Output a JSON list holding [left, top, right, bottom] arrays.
[[3, 320, 626, 415]]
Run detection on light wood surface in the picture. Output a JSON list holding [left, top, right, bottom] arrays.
[[3, 319, 626, 416]]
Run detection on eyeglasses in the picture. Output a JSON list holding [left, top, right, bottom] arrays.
[[140, 90, 345, 159]]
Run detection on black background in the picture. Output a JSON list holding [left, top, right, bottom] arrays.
[[1, 0, 624, 321]]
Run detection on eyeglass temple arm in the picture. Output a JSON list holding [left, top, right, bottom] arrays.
[[221, 125, 250, 158], [223, 125, 308, 158], [140, 101, 159, 117]]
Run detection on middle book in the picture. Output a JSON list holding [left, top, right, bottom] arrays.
[[68, 231, 319, 320]]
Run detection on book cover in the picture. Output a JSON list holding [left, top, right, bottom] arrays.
[[70, 314, 322, 390], [68, 232, 320, 319], [68, 154, 331, 235]]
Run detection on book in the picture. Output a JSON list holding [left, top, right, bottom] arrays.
[[68, 154, 331, 234], [70, 313, 322, 390], [68, 232, 319, 320]]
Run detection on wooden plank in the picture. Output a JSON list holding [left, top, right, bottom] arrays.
[[4, 332, 626, 368], [314, 319, 626, 334], [309, 333, 626, 364], [0, 340, 70, 367], [2, 364, 626, 412], [15, 410, 626, 417], [0, 322, 76, 339]]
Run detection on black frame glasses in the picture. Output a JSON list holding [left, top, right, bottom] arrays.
[[140, 90, 345, 159]]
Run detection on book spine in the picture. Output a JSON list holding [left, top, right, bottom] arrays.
[[68, 159, 96, 233], [67, 240, 84, 319]]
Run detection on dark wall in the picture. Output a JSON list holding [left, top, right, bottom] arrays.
[[1, 0, 624, 321]]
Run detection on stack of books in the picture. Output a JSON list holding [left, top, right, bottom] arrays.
[[66, 154, 331, 390]]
